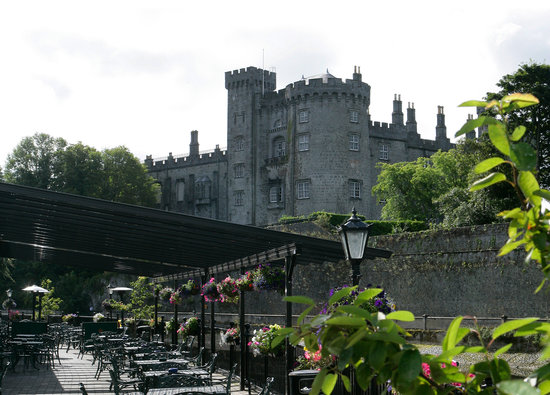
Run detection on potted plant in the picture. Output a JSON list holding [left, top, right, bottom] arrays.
[[220, 327, 240, 346], [217, 276, 239, 303], [177, 317, 200, 341], [247, 324, 284, 357], [252, 264, 285, 293], [201, 278, 220, 302], [179, 279, 200, 299], [235, 271, 255, 292]]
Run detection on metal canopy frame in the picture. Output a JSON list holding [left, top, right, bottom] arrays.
[[0, 182, 393, 395], [0, 182, 391, 277]]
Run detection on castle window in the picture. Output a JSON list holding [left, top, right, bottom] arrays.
[[234, 190, 244, 206], [273, 137, 286, 158], [269, 185, 283, 203], [297, 180, 310, 199], [234, 136, 244, 152], [234, 163, 244, 178], [299, 110, 309, 124], [349, 179, 362, 199], [350, 110, 359, 123], [379, 144, 389, 160], [349, 134, 360, 151], [195, 176, 211, 200], [176, 180, 185, 202], [298, 134, 310, 151]]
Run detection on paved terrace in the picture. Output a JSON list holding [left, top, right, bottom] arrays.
[[2, 348, 257, 395]]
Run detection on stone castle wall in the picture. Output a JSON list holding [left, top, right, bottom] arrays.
[[183, 223, 547, 322]]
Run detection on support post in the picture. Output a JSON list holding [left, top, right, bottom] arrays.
[[239, 267, 247, 390], [200, 270, 207, 352], [173, 280, 178, 346], [351, 259, 362, 286], [32, 292, 36, 321], [210, 299, 216, 356], [154, 293, 159, 337], [38, 293, 43, 321], [285, 255, 297, 395]]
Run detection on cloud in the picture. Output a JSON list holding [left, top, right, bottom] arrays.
[[35, 75, 71, 100], [490, 10, 550, 73], [28, 30, 189, 76]]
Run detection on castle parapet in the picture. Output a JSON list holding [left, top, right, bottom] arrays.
[[145, 147, 227, 170], [225, 66, 276, 92]]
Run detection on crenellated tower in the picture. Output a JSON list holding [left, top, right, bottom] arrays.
[[225, 67, 276, 224]]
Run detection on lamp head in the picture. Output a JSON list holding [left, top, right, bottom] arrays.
[[338, 208, 371, 261]]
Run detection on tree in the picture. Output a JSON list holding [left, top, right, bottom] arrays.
[[99, 146, 159, 207], [278, 94, 550, 395], [128, 276, 154, 320], [53, 142, 104, 197], [372, 139, 515, 225], [4, 133, 67, 189], [39, 278, 63, 317], [486, 62, 550, 187]]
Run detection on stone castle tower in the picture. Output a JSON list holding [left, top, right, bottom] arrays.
[[145, 66, 452, 225]]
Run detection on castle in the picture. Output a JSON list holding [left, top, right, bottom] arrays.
[[145, 66, 453, 226]]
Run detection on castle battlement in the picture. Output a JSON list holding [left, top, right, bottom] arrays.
[[145, 147, 227, 171], [280, 77, 370, 104], [225, 66, 276, 91]]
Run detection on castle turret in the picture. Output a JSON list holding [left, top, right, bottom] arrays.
[[190, 130, 199, 158], [406, 102, 417, 134], [392, 94, 404, 125], [353, 65, 362, 82], [465, 114, 476, 140], [435, 105, 447, 140]]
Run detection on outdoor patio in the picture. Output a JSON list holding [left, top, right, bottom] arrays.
[[2, 346, 256, 395]]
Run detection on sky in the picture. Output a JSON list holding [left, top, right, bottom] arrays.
[[0, 1, 549, 167]]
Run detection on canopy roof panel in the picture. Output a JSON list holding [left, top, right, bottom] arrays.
[[0, 182, 390, 278]]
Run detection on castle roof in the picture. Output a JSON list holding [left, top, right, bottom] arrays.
[[301, 69, 337, 84]]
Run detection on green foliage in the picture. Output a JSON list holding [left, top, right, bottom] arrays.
[[279, 93, 550, 394], [128, 276, 154, 320], [372, 139, 516, 226], [5, 133, 67, 188], [39, 279, 63, 318], [3, 134, 160, 315], [485, 62, 550, 188], [278, 211, 427, 235]]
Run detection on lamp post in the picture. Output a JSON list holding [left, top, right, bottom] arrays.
[[107, 283, 113, 319], [111, 286, 132, 328], [338, 208, 371, 286]]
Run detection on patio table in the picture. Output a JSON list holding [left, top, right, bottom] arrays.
[[132, 359, 189, 371], [146, 384, 225, 395]]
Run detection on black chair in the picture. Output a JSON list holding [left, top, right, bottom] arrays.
[[259, 377, 274, 395], [1, 362, 11, 395]]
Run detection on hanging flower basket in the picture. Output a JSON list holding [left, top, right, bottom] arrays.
[[247, 324, 284, 357], [252, 264, 285, 293], [179, 279, 200, 298], [235, 271, 254, 292], [93, 313, 105, 323], [177, 317, 200, 341], [201, 278, 220, 302], [217, 276, 239, 303], [159, 287, 174, 301], [320, 285, 396, 315], [220, 327, 240, 346], [169, 291, 182, 305]]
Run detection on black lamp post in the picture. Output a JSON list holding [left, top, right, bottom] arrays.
[[111, 286, 132, 327], [338, 208, 371, 286]]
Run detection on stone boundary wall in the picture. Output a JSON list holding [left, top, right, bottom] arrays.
[[270, 222, 548, 318], [174, 223, 548, 328]]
